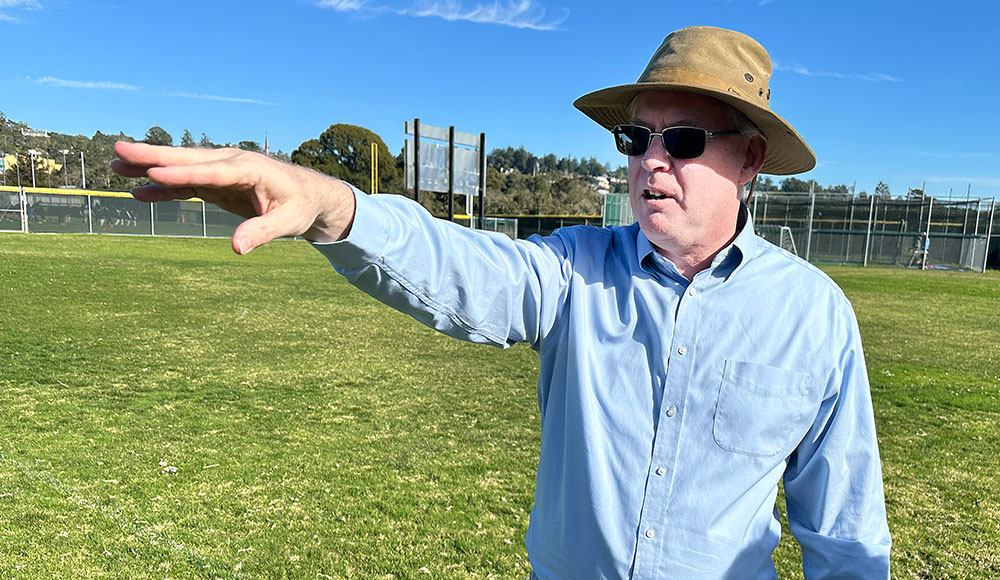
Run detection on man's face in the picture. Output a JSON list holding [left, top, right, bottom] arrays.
[[627, 90, 761, 258]]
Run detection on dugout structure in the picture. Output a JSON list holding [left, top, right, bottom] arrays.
[[1, 185, 243, 239]]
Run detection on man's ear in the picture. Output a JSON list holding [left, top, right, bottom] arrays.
[[740, 135, 767, 186]]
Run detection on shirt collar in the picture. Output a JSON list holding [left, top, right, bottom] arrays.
[[635, 203, 760, 283]]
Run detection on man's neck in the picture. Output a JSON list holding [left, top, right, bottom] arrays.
[[653, 206, 747, 280]]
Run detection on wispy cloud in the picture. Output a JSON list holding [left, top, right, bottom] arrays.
[[0, 0, 42, 22], [317, 0, 568, 31], [34, 76, 279, 106], [36, 76, 139, 91], [773, 61, 901, 83], [317, 0, 370, 9], [166, 91, 281, 106]]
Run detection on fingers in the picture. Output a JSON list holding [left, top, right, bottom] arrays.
[[145, 160, 256, 191], [110, 158, 152, 178], [231, 202, 315, 255], [113, 141, 239, 168]]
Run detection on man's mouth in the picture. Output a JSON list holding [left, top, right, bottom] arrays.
[[643, 189, 670, 200]]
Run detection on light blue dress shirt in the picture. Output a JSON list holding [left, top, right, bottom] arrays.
[[313, 189, 891, 579]]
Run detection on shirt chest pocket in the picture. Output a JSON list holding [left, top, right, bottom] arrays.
[[713, 360, 819, 458]]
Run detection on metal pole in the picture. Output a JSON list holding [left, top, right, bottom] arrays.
[[478, 132, 486, 230], [922, 197, 933, 270], [413, 118, 421, 204], [974, 198, 982, 236], [80, 151, 86, 189], [61, 150, 69, 186], [963, 185, 971, 235], [805, 182, 816, 262], [29, 151, 36, 187], [150, 204, 155, 236], [202, 200, 207, 237], [982, 200, 995, 273], [916, 191, 925, 240], [19, 186, 27, 233], [864, 195, 875, 267], [87, 195, 93, 234], [447, 125, 455, 222], [846, 196, 856, 262]]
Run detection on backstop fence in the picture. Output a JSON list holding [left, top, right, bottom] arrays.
[[603, 191, 998, 272], [751, 192, 996, 272]]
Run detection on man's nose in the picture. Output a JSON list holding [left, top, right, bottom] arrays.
[[641, 134, 673, 171]]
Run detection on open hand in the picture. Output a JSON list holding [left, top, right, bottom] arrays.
[[111, 142, 356, 254]]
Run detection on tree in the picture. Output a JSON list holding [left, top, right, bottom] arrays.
[[180, 130, 196, 147], [539, 153, 558, 174], [780, 177, 810, 192], [756, 176, 776, 191], [199, 133, 218, 148], [290, 123, 399, 194], [143, 126, 173, 146], [238, 140, 262, 153], [906, 187, 924, 198], [874, 181, 891, 198]]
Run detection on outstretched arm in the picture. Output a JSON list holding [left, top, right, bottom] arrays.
[[111, 142, 356, 253]]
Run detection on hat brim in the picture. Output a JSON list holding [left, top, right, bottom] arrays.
[[574, 82, 816, 176]]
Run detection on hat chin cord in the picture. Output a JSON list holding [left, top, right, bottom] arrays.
[[744, 174, 759, 206]]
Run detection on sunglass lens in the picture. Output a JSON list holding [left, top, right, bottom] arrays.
[[614, 126, 649, 156], [663, 127, 707, 159]]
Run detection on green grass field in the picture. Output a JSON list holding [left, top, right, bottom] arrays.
[[1, 233, 998, 579]]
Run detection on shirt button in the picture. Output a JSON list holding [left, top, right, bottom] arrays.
[[655, 467, 666, 476], [677, 346, 688, 356], [665, 406, 677, 417], [688, 287, 697, 296], [645, 529, 656, 539]]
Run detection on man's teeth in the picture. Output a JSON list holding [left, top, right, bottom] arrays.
[[644, 190, 668, 199]]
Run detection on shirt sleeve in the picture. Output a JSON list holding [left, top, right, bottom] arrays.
[[309, 186, 572, 349], [782, 300, 892, 579]]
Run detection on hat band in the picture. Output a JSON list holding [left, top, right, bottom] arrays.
[[639, 69, 769, 109]]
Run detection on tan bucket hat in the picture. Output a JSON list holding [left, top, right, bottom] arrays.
[[574, 26, 815, 175]]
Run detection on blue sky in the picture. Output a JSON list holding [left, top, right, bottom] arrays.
[[2, 0, 998, 200]]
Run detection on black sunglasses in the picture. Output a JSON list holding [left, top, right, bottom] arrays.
[[612, 125, 742, 158]]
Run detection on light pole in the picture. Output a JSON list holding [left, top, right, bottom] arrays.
[[80, 151, 86, 189], [60, 149, 70, 186], [28, 149, 41, 188]]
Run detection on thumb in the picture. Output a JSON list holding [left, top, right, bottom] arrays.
[[231, 202, 315, 255]]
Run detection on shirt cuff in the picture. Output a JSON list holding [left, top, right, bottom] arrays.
[[309, 184, 390, 271]]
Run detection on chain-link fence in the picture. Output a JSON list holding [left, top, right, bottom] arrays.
[[1, 186, 590, 244], [751, 192, 996, 271], [603, 191, 998, 272], [2, 186, 244, 239], [8, 186, 997, 272]]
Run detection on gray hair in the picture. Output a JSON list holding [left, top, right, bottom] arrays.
[[626, 93, 765, 140]]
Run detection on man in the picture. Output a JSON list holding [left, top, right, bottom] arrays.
[[113, 26, 890, 579]]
